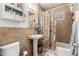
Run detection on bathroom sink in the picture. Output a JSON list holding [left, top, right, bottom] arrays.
[[29, 34, 43, 56], [29, 34, 43, 40]]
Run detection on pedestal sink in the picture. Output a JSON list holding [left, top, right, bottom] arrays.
[[29, 34, 43, 56]]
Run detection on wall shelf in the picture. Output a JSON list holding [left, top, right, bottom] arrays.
[[5, 3, 23, 12], [0, 3, 25, 22]]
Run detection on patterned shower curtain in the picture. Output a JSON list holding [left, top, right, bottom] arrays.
[[39, 9, 56, 50], [43, 10, 51, 49], [50, 9, 56, 49]]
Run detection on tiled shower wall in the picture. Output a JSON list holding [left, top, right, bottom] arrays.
[[54, 4, 72, 43], [0, 27, 35, 55]]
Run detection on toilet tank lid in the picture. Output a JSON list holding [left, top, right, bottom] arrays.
[[0, 42, 20, 49]]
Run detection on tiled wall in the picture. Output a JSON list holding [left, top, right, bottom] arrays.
[[0, 27, 35, 56], [54, 4, 72, 43]]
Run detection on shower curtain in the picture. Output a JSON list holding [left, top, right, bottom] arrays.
[[39, 9, 56, 50], [50, 9, 56, 49], [42, 10, 50, 49], [39, 11, 50, 49]]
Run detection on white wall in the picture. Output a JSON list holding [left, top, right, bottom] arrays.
[[0, 19, 30, 28]]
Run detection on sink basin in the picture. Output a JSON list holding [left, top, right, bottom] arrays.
[[29, 34, 43, 40]]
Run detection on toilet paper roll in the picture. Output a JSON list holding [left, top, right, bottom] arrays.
[[23, 51, 28, 56]]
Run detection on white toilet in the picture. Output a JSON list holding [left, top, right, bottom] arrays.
[[0, 42, 20, 56]]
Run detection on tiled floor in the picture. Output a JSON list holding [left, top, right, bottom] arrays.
[[43, 47, 72, 56]]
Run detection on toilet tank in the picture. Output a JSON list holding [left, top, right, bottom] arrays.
[[0, 42, 20, 56]]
